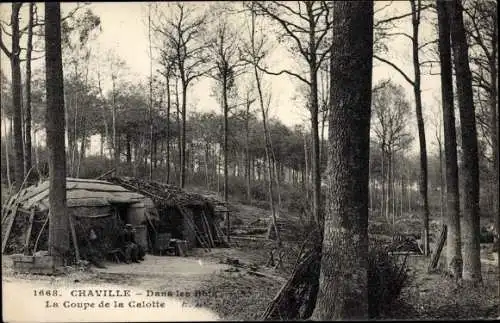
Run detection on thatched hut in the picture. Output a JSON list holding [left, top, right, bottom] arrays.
[[1, 178, 153, 262], [105, 177, 227, 251]]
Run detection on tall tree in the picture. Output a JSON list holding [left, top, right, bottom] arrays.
[[153, 3, 210, 188], [45, 1, 69, 261], [0, 3, 24, 190], [373, 0, 431, 255], [246, 6, 282, 247], [463, 0, 498, 253], [313, 1, 373, 319], [371, 81, 413, 225], [447, 0, 482, 284], [24, 2, 35, 179], [157, 57, 175, 184], [148, 3, 154, 180], [436, 0, 462, 278], [250, 1, 334, 226], [208, 11, 246, 202]]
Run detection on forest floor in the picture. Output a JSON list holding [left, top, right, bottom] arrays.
[[2, 192, 499, 320]]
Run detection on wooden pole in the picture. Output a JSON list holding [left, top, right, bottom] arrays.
[[23, 209, 36, 255], [225, 211, 230, 243], [1, 205, 18, 254], [68, 213, 80, 261], [428, 224, 447, 272]]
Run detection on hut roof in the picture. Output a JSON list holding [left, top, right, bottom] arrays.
[[12, 178, 146, 211]]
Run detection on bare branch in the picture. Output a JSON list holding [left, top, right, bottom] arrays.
[[383, 32, 414, 41], [374, 54, 415, 86], [254, 63, 310, 85], [374, 4, 431, 27], [252, 2, 309, 59], [374, 1, 393, 15], [418, 39, 438, 50], [272, 1, 310, 23]]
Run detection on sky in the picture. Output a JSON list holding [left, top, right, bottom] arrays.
[[0, 1, 444, 156]]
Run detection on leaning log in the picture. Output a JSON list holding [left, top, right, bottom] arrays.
[[261, 246, 321, 320]]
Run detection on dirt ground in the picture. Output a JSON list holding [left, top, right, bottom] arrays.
[[2, 199, 499, 320], [1, 247, 285, 321]]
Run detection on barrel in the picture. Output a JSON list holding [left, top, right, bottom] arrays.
[[133, 225, 148, 252], [127, 203, 145, 225]]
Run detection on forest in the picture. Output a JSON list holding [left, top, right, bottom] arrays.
[[1, 0, 498, 321]]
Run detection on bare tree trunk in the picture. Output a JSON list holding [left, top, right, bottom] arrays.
[[303, 131, 309, 201], [112, 76, 119, 174], [381, 146, 386, 219], [223, 77, 229, 202], [180, 82, 187, 188], [2, 117, 12, 190], [148, 4, 154, 180], [10, 3, 25, 191], [126, 133, 132, 165], [175, 79, 181, 184], [76, 127, 86, 177], [245, 97, 251, 201], [313, 2, 373, 319], [96, 69, 110, 160], [310, 70, 322, 227], [410, 0, 430, 256], [249, 10, 281, 246], [165, 73, 171, 184], [486, 10, 499, 294], [45, 2, 69, 261], [205, 143, 210, 189], [24, 2, 35, 179], [436, 0, 462, 278], [448, 0, 482, 284]]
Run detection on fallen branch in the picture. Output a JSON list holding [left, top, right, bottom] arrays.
[[95, 168, 116, 180], [247, 270, 287, 283]]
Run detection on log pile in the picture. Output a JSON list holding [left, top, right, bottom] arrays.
[[106, 176, 210, 208], [105, 176, 227, 249]]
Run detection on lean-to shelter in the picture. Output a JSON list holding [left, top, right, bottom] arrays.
[[1, 178, 153, 261], [104, 176, 228, 251]]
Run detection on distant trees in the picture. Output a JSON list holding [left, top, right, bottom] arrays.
[[374, 0, 432, 255], [371, 81, 413, 225], [245, 5, 281, 243], [250, 1, 334, 226], [0, 3, 24, 191], [152, 3, 211, 188], [313, 1, 374, 319], [206, 7, 246, 202]]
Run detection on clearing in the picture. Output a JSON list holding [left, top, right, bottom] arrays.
[[2, 197, 499, 320]]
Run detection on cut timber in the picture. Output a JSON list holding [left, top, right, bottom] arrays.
[[2, 205, 18, 254], [202, 211, 215, 247], [180, 207, 210, 250], [261, 246, 321, 320], [213, 223, 228, 246], [428, 224, 447, 272], [231, 236, 268, 241], [23, 210, 36, 254], [226, 211, 231, 242]]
